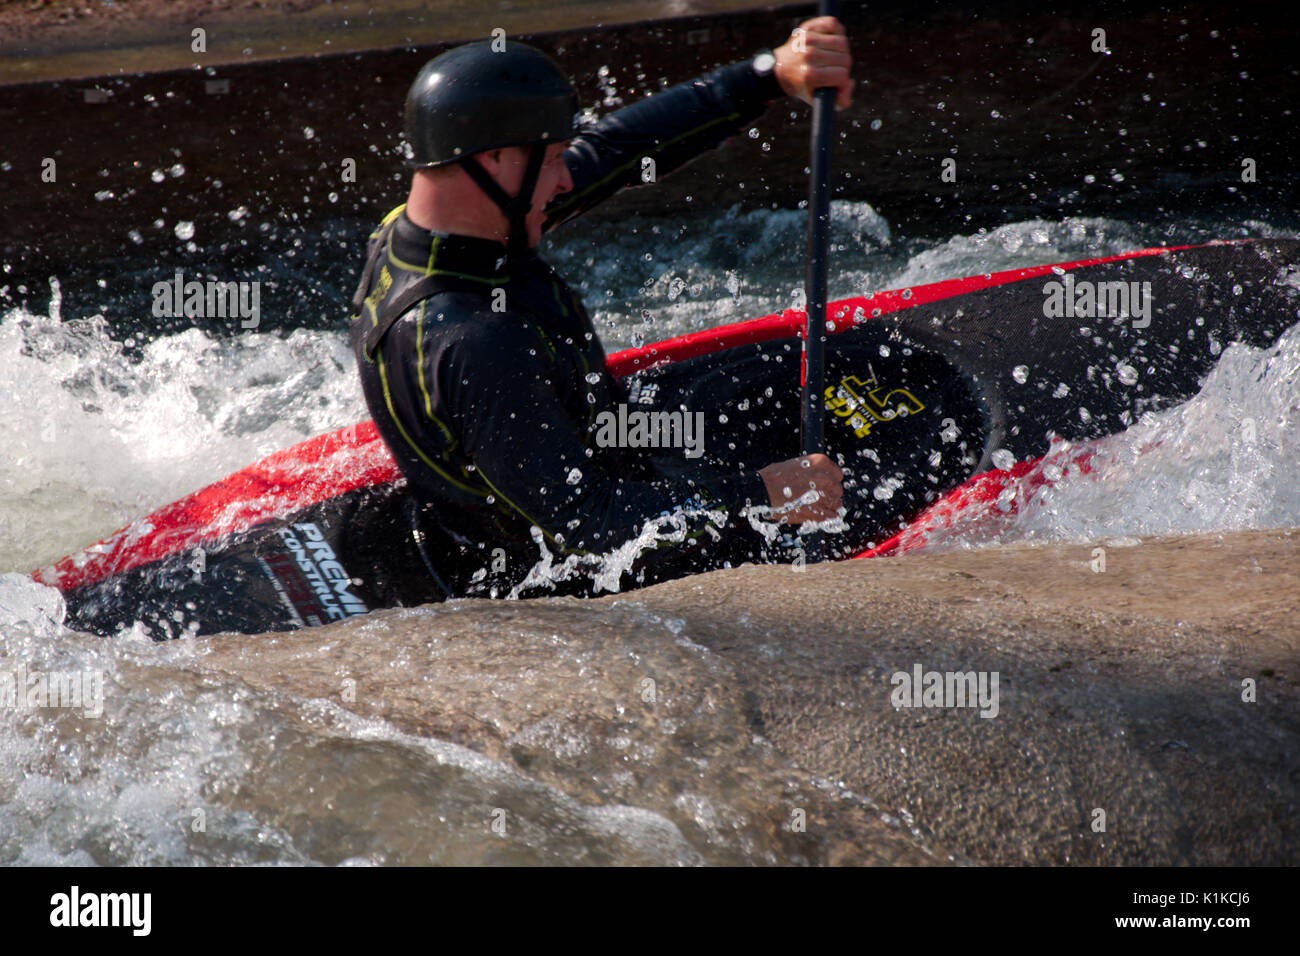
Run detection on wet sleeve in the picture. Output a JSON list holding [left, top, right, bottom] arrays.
[[544, 58, 784, 230], [440, 319, 768, 555]]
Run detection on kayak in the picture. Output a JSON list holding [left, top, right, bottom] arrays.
[[34, 238, 1300, 638]]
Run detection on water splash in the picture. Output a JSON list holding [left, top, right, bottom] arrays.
[[0, 291, 365, 570], [920, 322, 1300, 550]]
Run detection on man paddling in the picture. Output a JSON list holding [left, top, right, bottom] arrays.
[[351, 17, 854, 597]]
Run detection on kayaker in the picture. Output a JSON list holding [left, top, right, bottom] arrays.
[[350, 16, 854, 597]]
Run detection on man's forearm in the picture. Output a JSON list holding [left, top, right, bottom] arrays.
[[544, 56, 783, 230]]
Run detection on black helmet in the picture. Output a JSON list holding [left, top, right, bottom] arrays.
[[404, 41, 578, 168], [403, 40, 578, 256]]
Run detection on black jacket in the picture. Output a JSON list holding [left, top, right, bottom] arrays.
[[351, 58, 784, 596]]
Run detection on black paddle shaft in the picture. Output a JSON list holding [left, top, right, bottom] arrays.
[[801, 0, 840, 559], [801, 94, 835, 454]]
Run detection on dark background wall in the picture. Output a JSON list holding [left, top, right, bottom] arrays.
[[2, 1, 1296, 315]]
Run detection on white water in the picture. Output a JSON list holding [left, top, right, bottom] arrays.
[[0, 293, 363, 572], [2, 207, 1298, 865], [919, 322, 1300, 551]]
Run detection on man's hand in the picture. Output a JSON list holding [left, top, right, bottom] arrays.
[[773, 16, 854, 110], [759, 453, 844, 524]]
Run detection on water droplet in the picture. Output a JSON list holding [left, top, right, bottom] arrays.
[[879, 344, 890, 357], [169, 163, 185, 177], [150, 168, 165, 183], [303, 126, 316, 140], [725, 270, 741, 298], [901, 288, 913, 299], [585, 372, 601, 384], [1117, 363, 1139, 385], [1012, 365, 1029, 384], [174, 221, 195, 240], [991, 448, 1016, 470]]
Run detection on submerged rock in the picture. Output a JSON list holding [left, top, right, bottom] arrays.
[[189, 527, 1298, 865]]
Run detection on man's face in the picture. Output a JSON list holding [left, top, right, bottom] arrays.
[[486, 141, 573, 247]]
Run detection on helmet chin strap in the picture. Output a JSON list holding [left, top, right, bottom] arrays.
[[460, 144, 547, 259]]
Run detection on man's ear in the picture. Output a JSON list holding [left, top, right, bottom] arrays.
[[474, 147, 510, 184]]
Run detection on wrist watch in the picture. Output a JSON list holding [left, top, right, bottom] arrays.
[[752, 48, 782, 99]]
